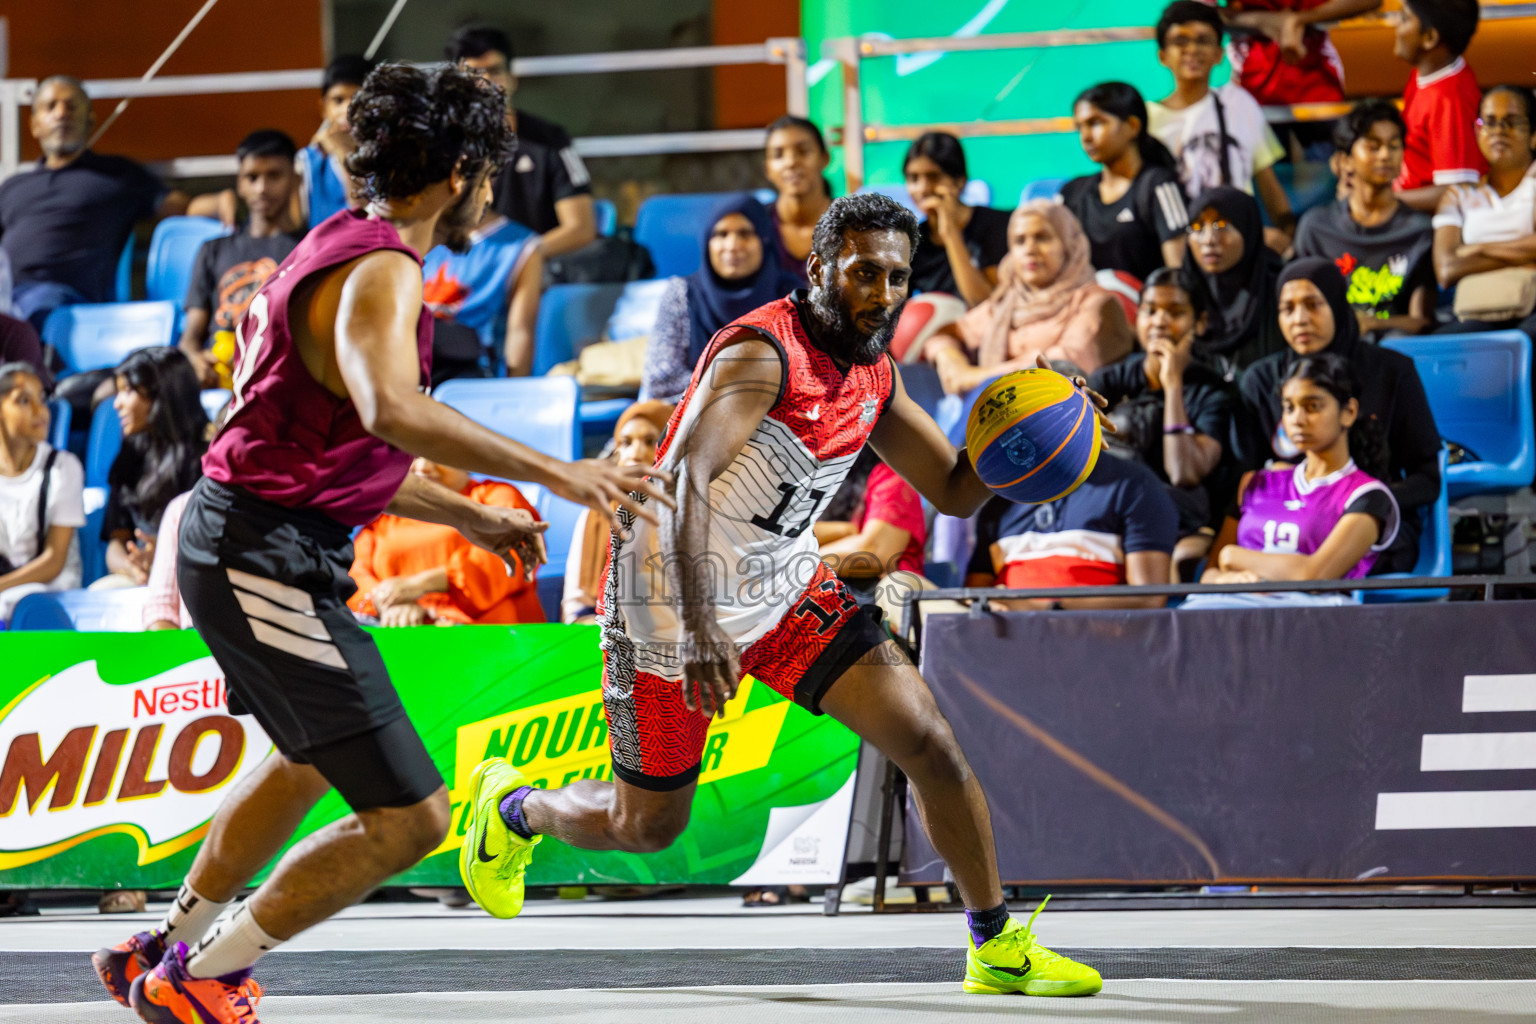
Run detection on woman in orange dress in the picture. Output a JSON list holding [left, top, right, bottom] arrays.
[[348, 458, 544, 625]]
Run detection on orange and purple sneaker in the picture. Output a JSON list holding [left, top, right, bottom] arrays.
[[91, 928, 167, 1006], [129, 941, 263, 1023]]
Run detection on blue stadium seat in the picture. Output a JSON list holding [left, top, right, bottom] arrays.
[[86, 401, 123, 488], [635, 192, 756, 278], [606, 278, 671, 341], [42, 301, 176, 376], [1383, 332, 1535, 499], [532, 283, 626, 375], [146, 216, 226, 306], [594, 198, 618, 237], [201, 388, 232, 422], [80, 486, 110, 586], [530, 281, 667, 445], [47, 399, 71, 453], [536, 574, 566, 623], [1020, 178, 1067, 203], [435, 376, 581, 464], [1358, 449, 1452, 604], [11, 586, 147, 631], [115, 235, 134, 302]]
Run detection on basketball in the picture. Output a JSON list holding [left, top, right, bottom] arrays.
[[966, 368, 1101, 504]]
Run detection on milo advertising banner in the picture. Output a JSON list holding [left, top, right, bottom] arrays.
[[0, 627, 859, 889]]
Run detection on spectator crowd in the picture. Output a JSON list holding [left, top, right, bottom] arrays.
[[0, 0, 1526, 631]]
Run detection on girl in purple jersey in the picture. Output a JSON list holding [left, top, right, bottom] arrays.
[[1198, 353, 1398, 599]]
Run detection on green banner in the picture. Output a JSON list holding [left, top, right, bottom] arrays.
[[0, 627, 859, 889], [803, 0, 1227, 201]]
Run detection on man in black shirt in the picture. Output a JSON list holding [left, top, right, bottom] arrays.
[[0, 76, 188, 330], [179, 131, 305, 389], [446, 26, 596, 258]]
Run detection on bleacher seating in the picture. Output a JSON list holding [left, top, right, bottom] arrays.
[[85, 401, 124, 489], [1020, 178, 1066, 203], [634, 192, 745, 278], [434, 376, 586, 620], [1357, 449, 1453, 604], [146, 215, 226, 309], [435, 376, 581, 465], [11, 586, 147, 632], [115, 235, 134, 303], [530, 280, 666, 445], [861, 180, 992, 216], [42, 301, 176, 377], [594, 198, 618, 237], [80, 486, 110, 586], [1384, 332, 1535, 499], [46, 399, 70, 454], [201, 388, 233, 421]]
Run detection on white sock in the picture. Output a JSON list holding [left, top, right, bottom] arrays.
[[160, 882, 230, 948], [185, 902, 282, 978]]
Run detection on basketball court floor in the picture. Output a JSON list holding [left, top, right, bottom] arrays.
[[3, 895, 1534, 1022]]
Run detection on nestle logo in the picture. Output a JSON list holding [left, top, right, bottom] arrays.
[[132, 679, 228, 720]]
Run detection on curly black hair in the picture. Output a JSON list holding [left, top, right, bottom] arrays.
[[811, 192, 920, 269], [345, 62, 516, 203], [1332, 98, 1406, 154]]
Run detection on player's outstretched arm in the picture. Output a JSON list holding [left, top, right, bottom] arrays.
[[332, 251, 673, 531], [660, 334, 782, 719], [386, 471, 548, 580], [867, 362, 994, 520]]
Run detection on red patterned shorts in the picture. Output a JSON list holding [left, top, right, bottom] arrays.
[[599, 560, 889, 791]]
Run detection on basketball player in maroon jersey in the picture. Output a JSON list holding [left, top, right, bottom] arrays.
[[464, 194, 1106, 997], [94, 64, 670, 1023]]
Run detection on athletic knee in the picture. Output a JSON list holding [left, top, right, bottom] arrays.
[[611, 807, 689, 853], [363, 788, 451, 865], [896, 720, 972, 789]]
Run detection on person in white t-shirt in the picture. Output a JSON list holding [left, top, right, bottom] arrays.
[[1148, 1, 1296, 253], [1432, 85, 1536, 336], [0, 362, 83, 619]]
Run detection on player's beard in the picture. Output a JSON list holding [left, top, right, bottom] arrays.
[[810, 287, 904, 366], [440, 186, 483, 255]]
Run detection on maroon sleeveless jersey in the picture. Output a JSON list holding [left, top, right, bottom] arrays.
[[203, 210, 432, 527]]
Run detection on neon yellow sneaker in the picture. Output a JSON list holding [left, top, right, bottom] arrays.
[[964, 897, 1102, 996], [458, 758, 542, 919]]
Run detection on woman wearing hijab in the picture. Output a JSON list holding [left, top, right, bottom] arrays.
[[1233, 257, 1441, 574], [640, 194, 800, 404], [923, 199, 1135, 394], [1183, 186, 1286, 384], [562, 399, 674, 623]]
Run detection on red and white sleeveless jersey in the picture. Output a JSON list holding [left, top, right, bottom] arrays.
[[602, 296, 893, 667]]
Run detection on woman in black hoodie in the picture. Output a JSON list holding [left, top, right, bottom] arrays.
[[1233, 257, 1440, 574]]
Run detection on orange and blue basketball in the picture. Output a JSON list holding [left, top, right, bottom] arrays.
[[966, 368, 1101, 504]]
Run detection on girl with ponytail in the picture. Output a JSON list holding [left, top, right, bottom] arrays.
[[1060, 81, 1192, 282], [1201, 352, 1401, 592]]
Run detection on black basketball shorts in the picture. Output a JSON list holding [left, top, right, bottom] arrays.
[[177, 478, 443, 811]]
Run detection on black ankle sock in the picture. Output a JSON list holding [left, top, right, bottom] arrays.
[[966, 901, 1010, 946], [498, 785, 537, 840]]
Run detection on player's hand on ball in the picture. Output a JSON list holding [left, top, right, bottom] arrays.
[[680, 619, 742, 720], [556, 459, 676, 532], [1034, 354, 1116, 442], [463, 505, 549, 581]]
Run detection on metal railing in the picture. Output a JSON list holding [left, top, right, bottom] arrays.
[[900, 574, 1534, 651], [0, 37, 809, 180], [828, 3, 1536, 192]]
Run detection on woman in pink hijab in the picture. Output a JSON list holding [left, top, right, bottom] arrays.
[[924, 199, 1134, 394]]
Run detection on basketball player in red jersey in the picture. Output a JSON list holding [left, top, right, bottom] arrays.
[[94, 64, 670, 1024], [464, 193, 1106, 997]]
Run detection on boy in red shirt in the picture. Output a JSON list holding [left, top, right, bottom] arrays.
[[1392, 0, 1485, 211]]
